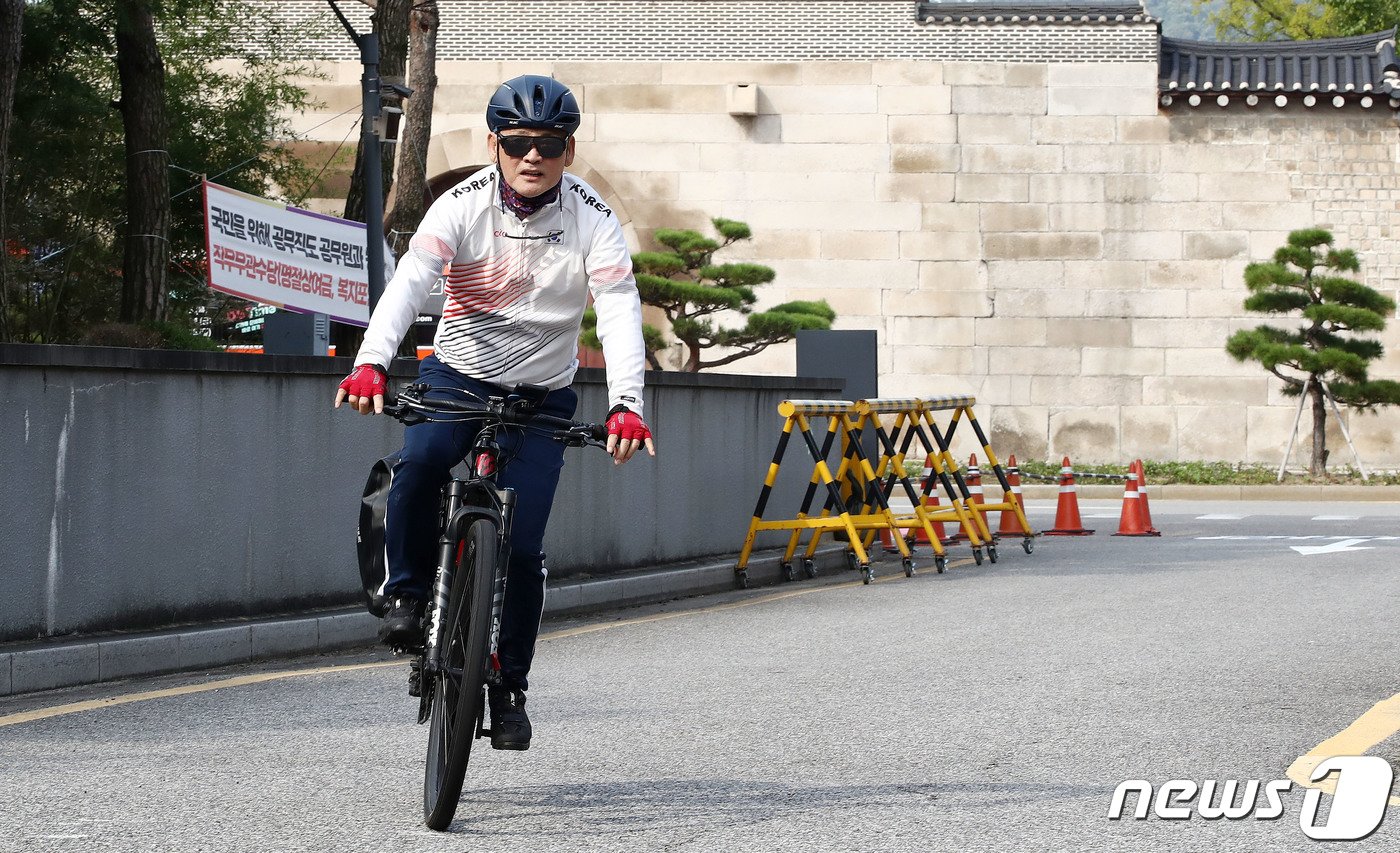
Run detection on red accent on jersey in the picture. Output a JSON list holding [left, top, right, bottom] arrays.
[[409, 233, 457, 264], [589, 264, 632, 288]]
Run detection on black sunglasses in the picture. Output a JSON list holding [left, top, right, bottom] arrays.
[[496, 134, 568, 159]]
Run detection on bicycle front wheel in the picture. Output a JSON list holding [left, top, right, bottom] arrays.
[[423, 517, 498, 830]]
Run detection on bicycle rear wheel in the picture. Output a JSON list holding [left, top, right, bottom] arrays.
[[423, 517, 498, 830]]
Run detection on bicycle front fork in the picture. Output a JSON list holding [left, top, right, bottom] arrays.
[[421, 484, 515, 683], [484, 489, 516, 689], [422, 481, 468, 675]]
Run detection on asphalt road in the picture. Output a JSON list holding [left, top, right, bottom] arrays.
[[1, 499, 1398, 852]]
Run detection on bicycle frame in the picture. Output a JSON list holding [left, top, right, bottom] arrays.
[[423, 425, 515, 694]]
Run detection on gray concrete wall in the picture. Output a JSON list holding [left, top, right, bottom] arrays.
[[1, 345, 841, 643]]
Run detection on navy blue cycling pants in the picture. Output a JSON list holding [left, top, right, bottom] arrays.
[[384, 355, 577, 692]]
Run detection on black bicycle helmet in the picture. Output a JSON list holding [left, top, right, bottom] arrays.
[[486, 75, 581, 136]]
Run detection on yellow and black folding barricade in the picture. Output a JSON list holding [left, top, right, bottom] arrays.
[[802, 397, 950, 577], [869, 396, 994, 565], [914, 394, 1037, 558], [734, 399, 909, 587]]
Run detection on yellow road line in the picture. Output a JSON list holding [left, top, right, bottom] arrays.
[[0, 558, 970, 728], [542, 575, 879, 641], [1285, 691, 1400, 806], [0, 661, 400, 729]]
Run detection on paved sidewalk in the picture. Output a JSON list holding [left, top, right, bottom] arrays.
[[0, 547, 848, 697], [1016, 483, 1400, 501]]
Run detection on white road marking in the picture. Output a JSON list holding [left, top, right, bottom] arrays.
[[1194, 533, 1397, 554], [1311, 515, 1360, 521], [1197, 514, 1244, 520], [1197, 535, 1400, 541], [1290, 538, 1375, 556]]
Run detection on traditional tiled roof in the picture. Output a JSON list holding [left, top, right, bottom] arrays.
[[1159, 29, 1400, 109], [916, 1, 1152, 25]]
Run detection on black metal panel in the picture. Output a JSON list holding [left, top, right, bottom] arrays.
[[796, 330, 878, 403], [796, 329, 880, 470], [263, 310, 330, 357]]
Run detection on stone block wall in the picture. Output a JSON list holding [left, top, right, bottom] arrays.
[[268, 1, 1400, 467]]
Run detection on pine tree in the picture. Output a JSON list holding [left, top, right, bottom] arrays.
[[623, 218, 834, 371], [1225, 228, 1400, 475]]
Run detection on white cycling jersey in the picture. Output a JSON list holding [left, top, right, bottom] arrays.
[[355, 166, 647, 417]]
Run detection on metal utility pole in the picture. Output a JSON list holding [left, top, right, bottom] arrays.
[[328, 0, 409, 316]]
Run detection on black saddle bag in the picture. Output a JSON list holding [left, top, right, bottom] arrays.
[[357, 451, 401, 617]]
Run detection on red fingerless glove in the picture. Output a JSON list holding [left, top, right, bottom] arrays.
[[606, 407, 652, 442], [338, 363, 387, 399]]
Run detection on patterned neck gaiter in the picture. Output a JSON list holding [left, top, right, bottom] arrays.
[[498, 171, 561, 219]]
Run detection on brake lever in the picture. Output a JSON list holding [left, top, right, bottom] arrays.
[[555, 429, 609, 450], [383, 399, 426, 426]]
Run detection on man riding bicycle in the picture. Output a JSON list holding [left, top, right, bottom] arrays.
[[335, 75, 655, 751]]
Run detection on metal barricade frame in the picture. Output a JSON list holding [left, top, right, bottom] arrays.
[[912, 395, 1037, 560], [802, 398, 950, 576], [735, 400, 919, 587]]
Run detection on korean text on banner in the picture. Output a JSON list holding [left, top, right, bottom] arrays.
[[203, 180, 370, 326]]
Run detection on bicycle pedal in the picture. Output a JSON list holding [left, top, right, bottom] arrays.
[[407, 659, 423, 697]]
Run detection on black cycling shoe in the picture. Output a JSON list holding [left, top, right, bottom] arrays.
[[378, 596, 424, 647], [488, 685, 532, 750]]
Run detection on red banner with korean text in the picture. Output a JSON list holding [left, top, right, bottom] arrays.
[[203, 180, 370, 326]]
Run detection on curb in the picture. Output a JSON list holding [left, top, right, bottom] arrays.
[[1009, 484, 1400, 501], [0, 547, 848, 698]]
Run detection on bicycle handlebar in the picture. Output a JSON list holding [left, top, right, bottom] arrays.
[[382, 383, 609, 447]]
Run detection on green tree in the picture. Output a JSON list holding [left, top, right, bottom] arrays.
[[0, 0, 22, 341], [608, 217, 835, 372], [115, 0, 171, 324], [1149, 0, 1226, 39], [1, 0, 318, 344], [342, 0, 409, 226], [1199, 0, 1399, 40], [1325, 0, 1400, 34], [1225, 228, 1400, 476], [384, 0, 439, 243], [1200, 0, 1334, 39]]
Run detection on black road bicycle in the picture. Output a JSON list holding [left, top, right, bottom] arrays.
[[382, 381, 607, 830]]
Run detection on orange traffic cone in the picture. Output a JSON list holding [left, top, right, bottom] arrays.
[[1133, 459, 1161, 535], [920, 490, 955, 544], [968, 455, 985, 508], [947, 453, 985, 543], [911, 454, 950, 544], [879, 527, 901, 552], [1045, 455, 1094, 536], [1113, 466, 1161, 537], [997, 454, 1031, 536]]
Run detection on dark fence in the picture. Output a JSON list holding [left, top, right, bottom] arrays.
[[1, 344, 841, 642]]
